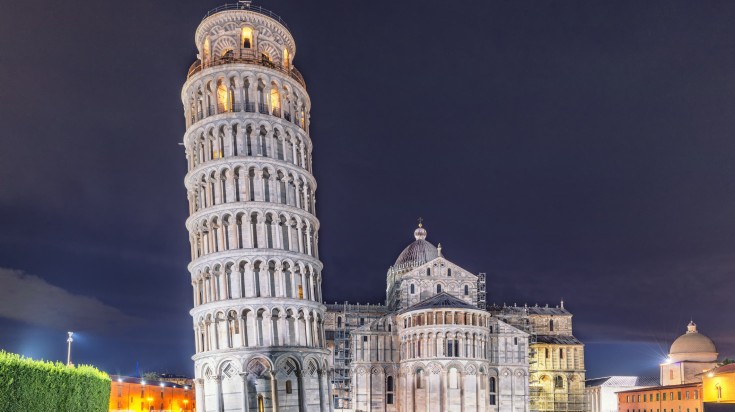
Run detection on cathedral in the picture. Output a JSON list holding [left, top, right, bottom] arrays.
[[180, 3, 585, 412]]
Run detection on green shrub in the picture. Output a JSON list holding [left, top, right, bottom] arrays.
[[0, 351, 110, 412]]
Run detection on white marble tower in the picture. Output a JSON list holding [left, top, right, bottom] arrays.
[[181, 3, 330, 411]]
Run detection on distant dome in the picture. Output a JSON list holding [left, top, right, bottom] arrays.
[[669, 321, 718, 362], [393, 223, 438, 269]]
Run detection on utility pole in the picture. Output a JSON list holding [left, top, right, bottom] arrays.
[[66, 331, 74, 366]]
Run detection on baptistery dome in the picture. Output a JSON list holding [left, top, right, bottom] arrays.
[[669, 321, 718, 362], [393, 224, 439, 268]]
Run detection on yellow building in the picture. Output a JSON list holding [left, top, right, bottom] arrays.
[[109, 375, 195, 412], [702, 363, 735, 407]]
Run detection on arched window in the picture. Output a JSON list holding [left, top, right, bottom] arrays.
[[436, 284, 442, 293], [449, 368, 459, 389], [203, 38, 211, 64], [489, 376, 497, 405], [554, 376, 564, 389], [217, 82, 230, 113], [415, 369, 425, 389], [716, 383, 722, 399], [549, 319, 554, 332], [410, 284, 415, 294], [242, 27, 253, 48], [386, 375, 394, 404], [426, 268, 431, 276], [447, 268, 452, 276], [337, 317, 342, 328], [464, 284, 469, 296], [285, 380, 292, 394], [270, 85, 281, 116], [283, 48, 290, 69]]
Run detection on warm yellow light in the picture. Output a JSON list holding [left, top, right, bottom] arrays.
[[242, 27, 253, 48], [708, 372, 714, 378]]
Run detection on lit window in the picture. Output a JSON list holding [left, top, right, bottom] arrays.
[[242, 27, 253, 48], [283, 48, 290, 69]]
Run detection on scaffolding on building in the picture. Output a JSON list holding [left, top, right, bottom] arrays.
[[325, 302, 390, 411], [477, 272, 487, 309]]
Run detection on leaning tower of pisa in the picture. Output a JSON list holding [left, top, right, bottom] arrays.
[[181, 3, 330, 411]]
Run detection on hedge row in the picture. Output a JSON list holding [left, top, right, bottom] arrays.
[[0, 351, 110, 412]]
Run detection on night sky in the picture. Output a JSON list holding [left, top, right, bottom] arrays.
[[1, 0, 734, 379]]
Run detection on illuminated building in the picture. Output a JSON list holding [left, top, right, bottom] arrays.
[[617, 383, 702, 412], [108, 375, 195, 412], [181, 2, 329, 411], [617, 321, 721, 412], [491, 303, 586, 412], [325, 224, 531, 411], [702, 363, 735, 409], [661, 322, 719, 386], [585, 376, 658, 412]]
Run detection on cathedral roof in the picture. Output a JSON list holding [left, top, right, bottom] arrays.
[[400, 292, 476, 313], [393, 223, 439, 270]]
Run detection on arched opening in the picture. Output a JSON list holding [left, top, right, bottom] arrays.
[[270, 84, 281, 117], [415, 368, 425, 389], [217, 81, 230, 113], [242, 27, 253, 49], [436, 284, 442, 293], [449, 367, 459, 389], [464, 284, 469, 296], [386, 375, 394, 404], [203, 38, 211, 64], [257, 395, 264, 412], [554, 375, 564, 389], [283, 48, 290, 69], [489, 377, 497, 405], [549, 319, 554, 332]]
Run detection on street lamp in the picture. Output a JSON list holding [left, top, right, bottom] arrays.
[[66, 331, 74, 366]]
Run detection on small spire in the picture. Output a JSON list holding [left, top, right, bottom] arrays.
[[687, 320, 698, 334], [560, 298, 564, 309], [437, 243, 442, 256]]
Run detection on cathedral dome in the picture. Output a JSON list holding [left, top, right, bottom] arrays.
[[393, 223, 438, 268], [669, 321, 718, 362]]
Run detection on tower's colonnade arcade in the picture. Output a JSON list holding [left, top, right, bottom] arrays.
[[182, 5, 330, 412]]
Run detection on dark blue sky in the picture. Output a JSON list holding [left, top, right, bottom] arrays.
[[0, 0, 734, 379]]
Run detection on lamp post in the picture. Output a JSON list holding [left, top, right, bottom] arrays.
[[66, 331, 74, 366]]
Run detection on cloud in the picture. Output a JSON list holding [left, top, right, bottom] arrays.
[[0, 268, 137, 332]]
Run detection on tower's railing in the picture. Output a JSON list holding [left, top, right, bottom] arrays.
[[187, 56, 306, 88], [204, 3, 289, 30]]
